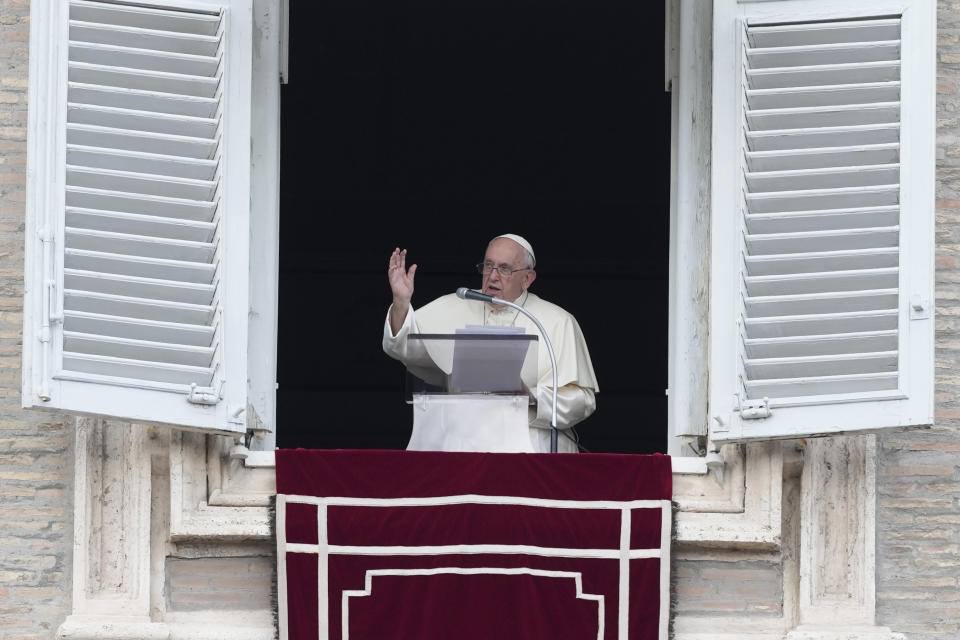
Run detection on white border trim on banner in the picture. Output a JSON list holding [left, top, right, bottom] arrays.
[[341, 568, 605, 640], [283, 494, 665, 509], [285, 543, 661, 560], [276, 494, 672, 640]]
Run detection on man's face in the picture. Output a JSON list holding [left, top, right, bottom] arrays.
[[481, 238, 536, 305]]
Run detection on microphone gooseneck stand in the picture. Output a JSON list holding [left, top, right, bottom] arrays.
[[456, 288, 560, 453]]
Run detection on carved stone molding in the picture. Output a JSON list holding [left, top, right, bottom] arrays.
[[674, 443, 746, 514], [675, 442, 783, 549], [69, 418, 152, 616], [785, 435, 904, 640], [58, 418, 160, 638], [205, 434, 275, 507], [675, 435, 904, 639], [58, 617, 169, 640], [59, 421, 276, 640], [673, 443, 800, 639], [169, 431, 271, 540]]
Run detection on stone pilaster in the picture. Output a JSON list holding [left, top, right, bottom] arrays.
[[787, 435, 904, 640], [57, 418, 166, 640]]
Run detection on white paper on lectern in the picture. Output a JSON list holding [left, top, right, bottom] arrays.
[[448, 326, 527, 393]]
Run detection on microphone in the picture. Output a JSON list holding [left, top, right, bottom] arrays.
[[456, 287, 496, 304], [454, 286, 561, 453]]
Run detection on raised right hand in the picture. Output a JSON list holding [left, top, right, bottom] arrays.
[[387, 248, 418, 335], [388, 247, 417, 304]]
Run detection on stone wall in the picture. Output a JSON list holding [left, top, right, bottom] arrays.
[[0, 1, 75, 638], [165, 556, 274, 613], [673, 557, 784, 617], [875, 2, 960, 637]]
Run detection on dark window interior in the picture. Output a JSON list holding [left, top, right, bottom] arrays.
[[277, 0, 670, 453]]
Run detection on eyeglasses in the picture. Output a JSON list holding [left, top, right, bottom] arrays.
[[476, 262, 531, 277]]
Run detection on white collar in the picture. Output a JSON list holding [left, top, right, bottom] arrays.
[[486, 289, 529, 314], [484, 289, 529, 326]]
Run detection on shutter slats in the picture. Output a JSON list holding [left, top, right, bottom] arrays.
[[744, 329, 898, 358], [70, 0, 220, 36], [744, 309, 899, 339], [745, 206, 899, 234], [745, 247, 899, 276], [745, 165, 899, 193], [746, 143, 900, 172], [69, 62, 219, 98], [63, 310, 214, 347], [69, 41, 219, 76], [68, 83, 218, 118], [62, 352, 215, 386], [68, 103, 217, 138], [747, 61, 900, 90], [744, 289, 898, 318], [745, 267, 898, 297], [67, 124, 217, 159], [744, 351, 897, 379], [745, 226, 899, 254], [747, 124, 899, 152], [69, 20, 220, 57], [65, 226, 216, 262], [65, 248, 215, 284], [64, 331, 215, 368], [745, 185, 899, 214], [744, 372, 899, 398], [739, 13, 905, 410], [67, 146, 217, 181], [66, 207, 216, 243], [747, 40, 900, 69], [746, 103, 899, 131], [63, 1, 225, 388], [747, 19, 901, 47], [64, 268, 216, 305], [66, 166, 216, 201], [747, 82, 900, 111], [66, 186, 216, 221], [64, 289, 215, 325]]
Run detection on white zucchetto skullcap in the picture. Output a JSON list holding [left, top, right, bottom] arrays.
[[493, 233, 536, 268]]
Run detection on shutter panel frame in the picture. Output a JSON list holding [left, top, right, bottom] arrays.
[[23, 0, 257, 434], [709, 0, 935, 442]]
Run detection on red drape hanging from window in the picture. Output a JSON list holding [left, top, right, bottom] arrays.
[[276, 450, 672, 640]]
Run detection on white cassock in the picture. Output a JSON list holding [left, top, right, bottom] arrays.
[[383, 290, 599, 453]]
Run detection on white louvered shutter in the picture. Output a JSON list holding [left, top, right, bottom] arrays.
[[710, 1, 934, 442], [24, 0, 258, 433]]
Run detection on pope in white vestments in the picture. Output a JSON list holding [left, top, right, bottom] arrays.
[[383, 234, 599, 453]]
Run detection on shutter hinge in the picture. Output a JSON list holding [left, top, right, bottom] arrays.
[[38, 227, 63, 327], [37, 226, 62, 403], [187, 380, 223, 406], [736, 394, 771, 420]]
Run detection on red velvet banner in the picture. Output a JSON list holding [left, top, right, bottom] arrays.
[[276, 450, 672, 640]]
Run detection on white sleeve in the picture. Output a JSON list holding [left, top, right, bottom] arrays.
[[382, 304, 433, 369], [529, 384, 597, 431]]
